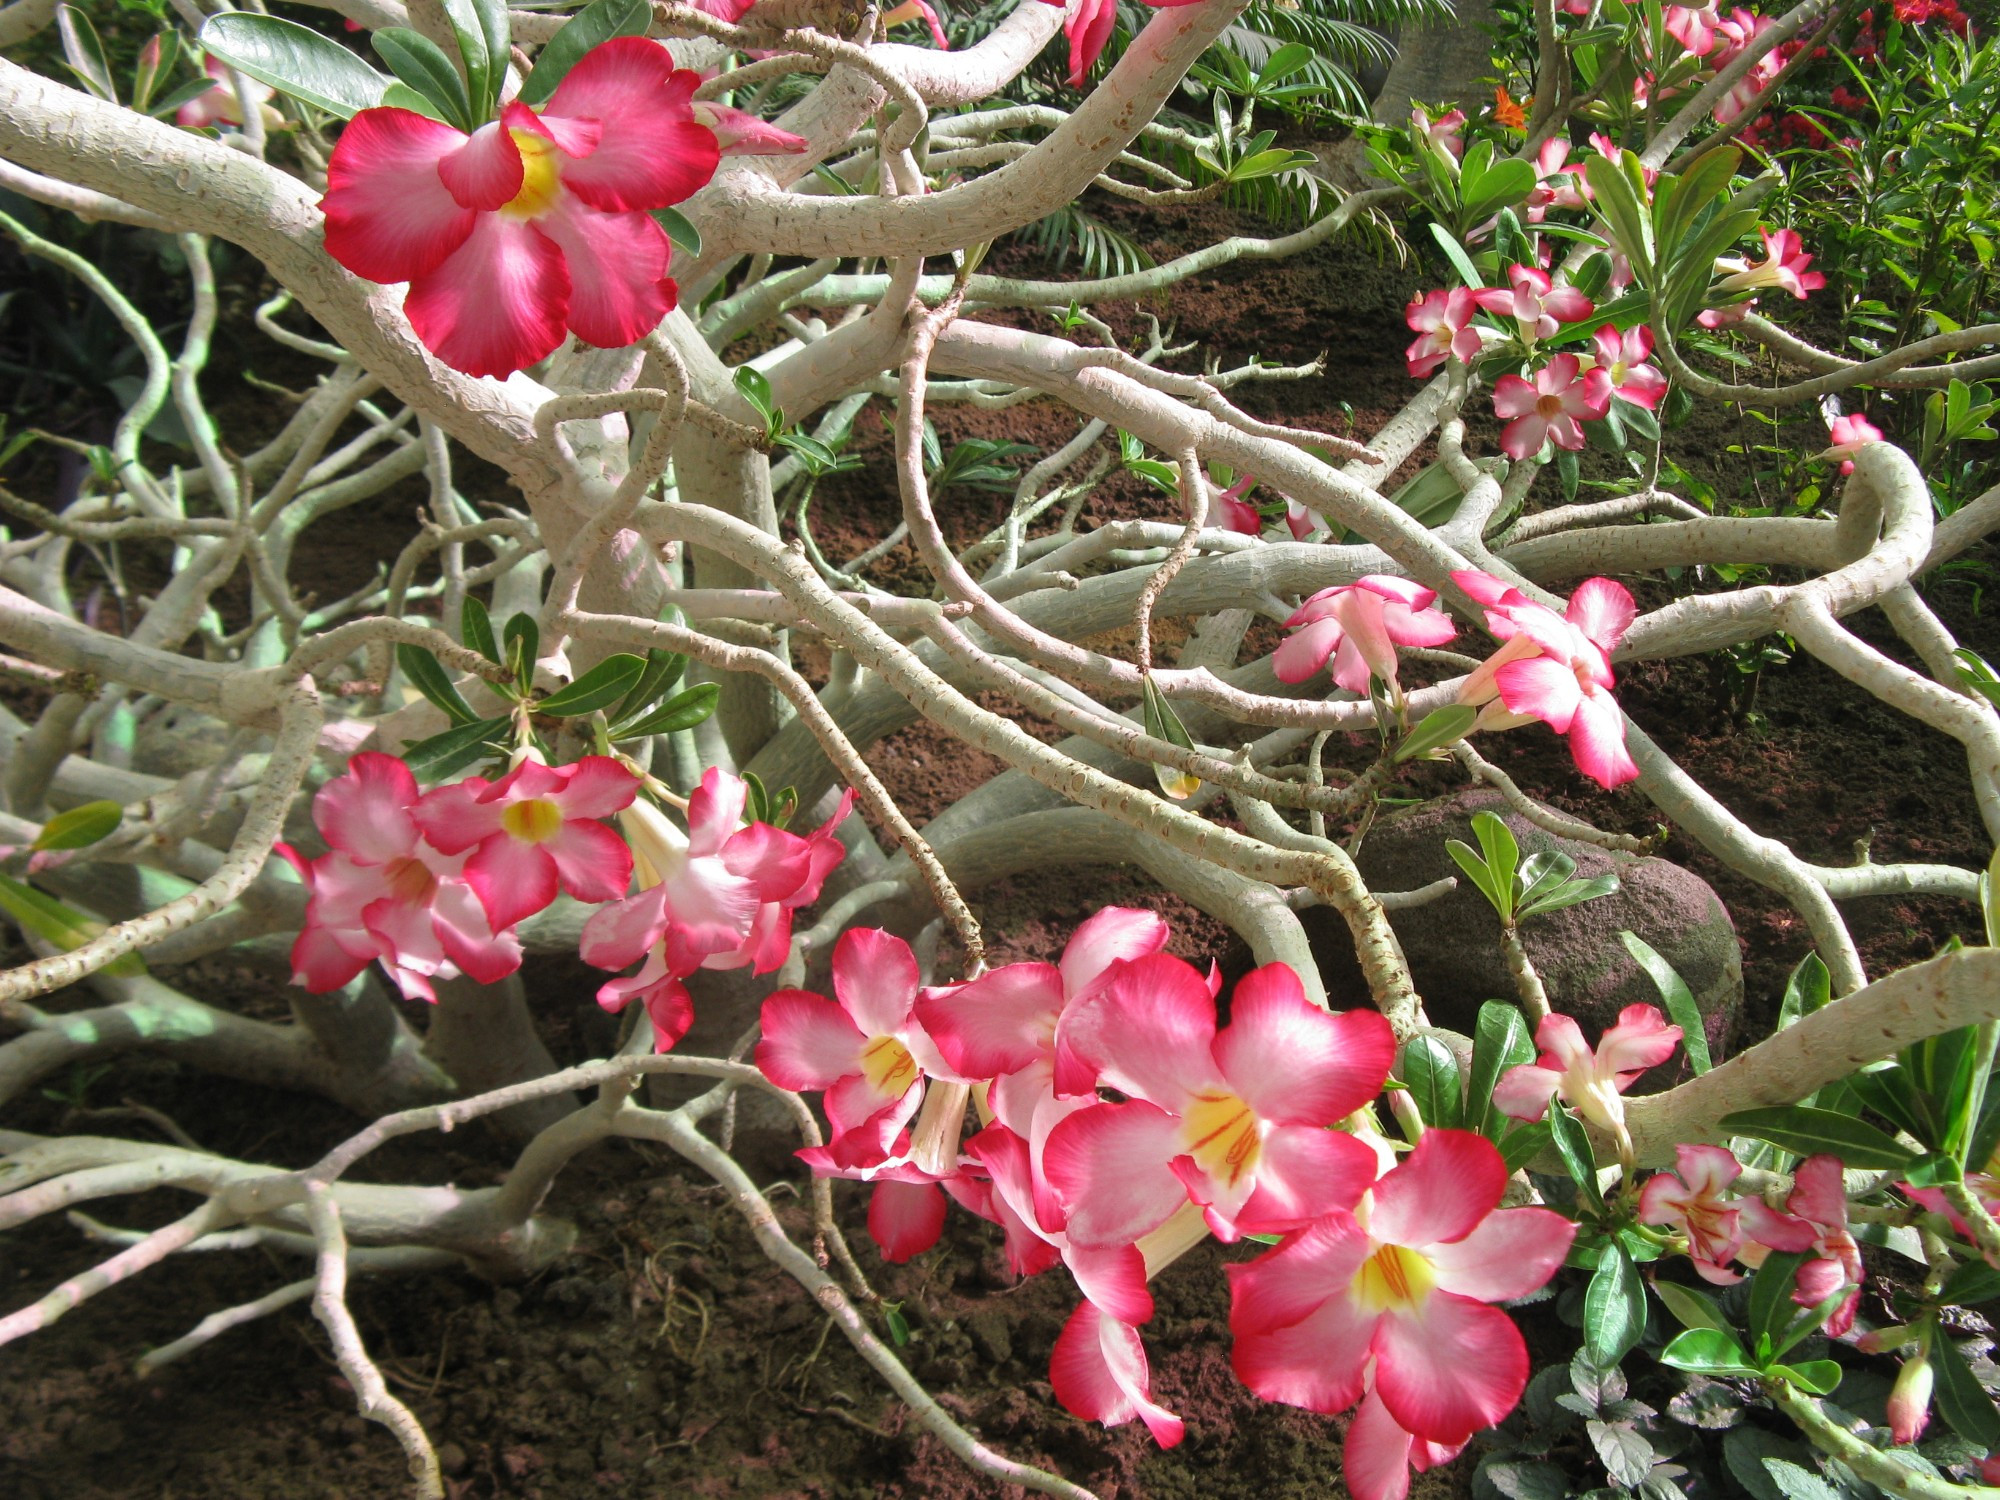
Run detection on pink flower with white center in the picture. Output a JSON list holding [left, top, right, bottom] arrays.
[[1453, 569, 1641, 789], [176, 54, 275, 131], [1411, 106, 1468, 163], [919, 905, 1170, 1230], [1665, 3, 1721, 55], [1778, 1155, 1863, 1337], [756, 927, 952, 1169], [1227, 1130, 1575, 1445], [412, 754, 638, 931], [1043, 958, 1394, 1245], [1050, 1301, 1184, 1448], [1491, 1003, 1682, 1137], [1491, 355, 1612, 460], [1034, 0, 1213, 88], [709, 789, 857, 976], [1715, 228, 1826, 300], [1273, 577, 1458, 692], [1405, 288, 1483, 379], [1822, 413, 1884, 475], [1214, 475, 1262, 535], [1473, 263, 1597, 346], [1585, 324, 1669, 410], [277, 753, 522, 1001], [319, 38, 720, 378], [1345, 1379, 1471, 1500], [1639, 1143, 1816, 1284]]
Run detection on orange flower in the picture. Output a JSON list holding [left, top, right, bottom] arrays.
[[1492, 86, 1527, 129]]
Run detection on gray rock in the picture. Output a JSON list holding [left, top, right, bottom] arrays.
[[1307, 790, 1741, 1070]]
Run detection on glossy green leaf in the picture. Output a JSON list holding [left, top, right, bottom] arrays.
[[1719, 1105, 1921, 1170], [57, 5, 117, 102], [1660, 1327, 1760, 1377], [1497, 1121, 1553, 1173], [199, 14, 390, 119], [396, 643, 478, 725], [612, 682, 720, 739], [0, 873, 144, 976], [1747, 1252, 1810, 1363], [1429, 221, 1483, 291], [611, 647, 689, 724], [1769, 1360, 1842, 1396], [1622, 929, 1710, 1073], [1468, 1001, 1536, 1135], [518, 0, 649, 106], [401, 715, 510, 783], [372, 29, 472, 131], [440, 0, 509, 119], [1651, 1277, 1732, 1335], [1394, 704, 1476, 764], [461, 597, 499, 663], [1584, 1241, 1646, 1365], [32, 800, 122, 853], [1932, 1328, 2000, 1447], [1472, 809, 1520, 899], [1398, 1035, 1462, 1131], [1519, 874, 1621, 920], [536, 654, 647, 717], [1548, 1099, 1604, 1209], [652, 205, 705, 258]]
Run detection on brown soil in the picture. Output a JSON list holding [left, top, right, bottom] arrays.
[[4, 196, 1996, 1500]]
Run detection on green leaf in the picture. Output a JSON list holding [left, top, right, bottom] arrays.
[[611, 647, 688, 724], [1548, 1098, 1604, 1208], [1768, 1360, 1841, 1396], [396, 642, 479, 725], [612, 682, 720, 739], [1660, 1326, 1761, 1377], [401, 715, 510, 783], [379, 81, 449, 121], [1228, 148, 1317, 182], [1932, 1331, 2000, 1447], [1747, 1252, 1810, 1363], [1497, 1121, 1552, 1173], [1777, 952, 1831, 1030], [461, 597, 499, 663], [440, 0, 509, 119], [1518, 874, 1622, 920], [1462, 158, 1537, 224], [198, 14, 390, 119], [883, 1300, 911, 1345], [1471, 810, 1520, 901], [372, 29, 473, 132], [1719, 1106, 1921, 1170], [1468, 1001, 1536, 1135], [653, 205, 703, 258], [503, 613, 539, 694], [1446, 837, 1506, 919], [1398, 1035, 1462, 1131], [0, 873, 144, 976], [1653, 147, 1741, 272], [1941, 1258, 2000, 1307], [57, 5, 117, 102], [1621, 930, 1709, 1073], [32, 800, 122, 853], [1429, 222, 1484, 291], [518, 0, 649, 106], [1585, 1241, 1646, 1365], [1394, 704, 1476, 764], [1141, 678, 1201, 800], [536, 654, 647, 717], [1585, 153, 1655, 282], [1652, 1278, 1732, 1335]]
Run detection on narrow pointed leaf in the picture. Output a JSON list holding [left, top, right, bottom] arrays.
[[536, 654, 647, 717], [612, 682, 720, 739], [199, 14, 390, 119], [1719, 1106, 1920, 1170], [32, 800, 122, 852], [518, 0, 649, 106], [1622, 930, 1710, 1072]]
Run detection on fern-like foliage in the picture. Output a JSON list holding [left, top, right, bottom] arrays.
[[1018, 205, 1156, 280]]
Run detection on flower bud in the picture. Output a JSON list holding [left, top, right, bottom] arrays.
[[1888, 1349, 1934, 1446]]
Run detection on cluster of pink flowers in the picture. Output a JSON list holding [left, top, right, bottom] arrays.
[[757, 908, 1575, 1500], [281, 755, 850, 1049]]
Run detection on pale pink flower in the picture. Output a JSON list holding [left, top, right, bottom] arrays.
[[1228, 1130, 1574, 1444], [1664, 2, 1721, 54], [1214, 475, 1262, 535], [1490, 354, 1612, 459], [1452, 569, 1641, 789], [1285, 499, 1330, 540], [1034, 0, 1212, 87], [1344, 1380, 1471, 1500], [1715, 228, 1826, 299], [1273, 577, 1458, 691], [693, 101, 808, 155], [1889, 1347, 1934, 1445], [175, 54, 274, 131], [1822, 413, 1884, 474], [1492, 1004, 1681, 1134], [1778, 1155, 1863, 1337], [1411, 105, 1468, 162], [414, 754, 639, 930], [1405, 288, 1483, 378], [1585, 324, 1668, 410], [1638, 1143, 1816, 1284], [1050, 1301, 1184, 1447], [1473, 263, 1596, 346]]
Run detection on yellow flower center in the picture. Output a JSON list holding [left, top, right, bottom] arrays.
[[383, 854, 437, 905], [502, 129, 563, 220], [500, 797, 564, 843], [860, 1034, 918, 1095], [1353, 1243, 1436, 1312], [1182, 1091, 1263, 1189]]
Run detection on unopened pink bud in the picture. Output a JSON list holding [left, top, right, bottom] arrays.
[[1888, 1351, 1934, 1446]]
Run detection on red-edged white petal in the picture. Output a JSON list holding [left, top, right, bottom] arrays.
[[290, 922, 376, 993], [1740, 1199, 1819, 1253], [697, 101, 810, 155], [1369, 1129, 1508, 1250], [1489, 1063, 1561, 1122], [1227, 1213, 1371, 1335], [719, 822, 813, 901], [1063, 1243, 1154, 1326], [1274, 616, 1344, 684], [463, 835, 559, 930], [832, 927, 922, 1036], [1216, 965, 1395, 1125], [1230, 1249, 1376, 1410], [321, 107, 476, 283], [1042, 1100, 1188, 1247], [1063, 0, 1119, 85], [656, 854, 760, 956], [542, 39, 720, 211], [579, 886, 670, 971], [1382, 599, 1460, 649], [1567, 686, 1639, 789], [1229, 1125, 1381, 1237], [1451, 569, 1516, 607], [1344, 1386, 1418, 1500], [549, 754, 640, 819], [431, 881, 524, 983], [1566, 576, 1637, 653], [1060, 905, 1171, 1001], [1788, 1154, 1848, 1229], [403, 214, 569, 378], [823, 1075, 924, 1168], [1426, 1206, 1576, 1301], [1049, 1302, 1184, 1447], [755, 989, 863, 1090], [535, 198, 677, 351], [436, 118, 524, 210], [1596, 1003, 1681, 1078], [409, 777, 500, 853], [868, 1179, 946, 1262], [314, 751, 420, 864], [641, 970, 695, 1050], [684, 767, 747, 857], [917, 962, 1063, 1079], [1374, 1292, 1529, 1441], [1496, 654, 1584, 732], [1059, 952, 1220, 1110], [545, 817, 634, 905]]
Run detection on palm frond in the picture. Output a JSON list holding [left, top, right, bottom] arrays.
[[1015, 205, 1155, 281]]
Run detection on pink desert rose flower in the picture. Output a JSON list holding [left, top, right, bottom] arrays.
[[1774, 1154, 1863, 1337], [1411, 106, 1468, 163], [694, 100, 809, 155], [1490, 354, 1612, 459], [1050, 1301, 1185, 1447], [1214, 475, 1262, 535], [1037, 0, 1212, 88], [882, 0, 951, 47], [1405, 288, 1483, 378], [1285, 498, 1330, 541], [412, 753, 639, 930], [1889, 1347, 1935, 1445], [1453, 569, 1642, 789], [1228, 1130, 1575, 1450], [1473, 263, 1596, 346], [176, 54, 275, 131], [1665, 3, 1721, 55], [1045, 957, 1394, 1244], [1716, 228, 1825, 300], [1273, 577, 1458, 692], [320, 38, 721, 378], [794, 1135, 954, 1262], [1491, 1003, 1682, 1135], [1585, 324, 1669, 410], [1822, 413, 1884, 475], [1345, 1379, 1471, 1500], [756, 927, 953, 1168], [1639, 1143, 1816, 1284]]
